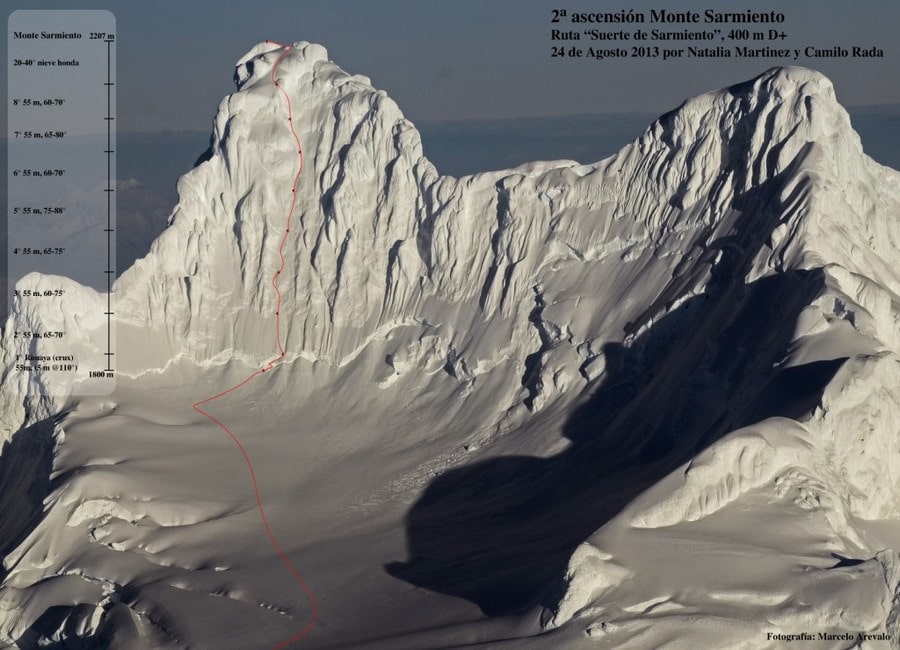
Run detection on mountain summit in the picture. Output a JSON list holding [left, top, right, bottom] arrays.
[[1, 43, 899, 648]]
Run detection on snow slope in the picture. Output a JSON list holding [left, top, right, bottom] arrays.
[[1, 41, 899, 648]]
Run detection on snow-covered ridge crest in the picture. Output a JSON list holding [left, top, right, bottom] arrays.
[[112, 40, 430, 372], [2, 44, 897, 439], [111, 49, 885, 372]]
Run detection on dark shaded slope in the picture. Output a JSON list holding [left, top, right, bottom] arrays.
[[388, 158, 843, 616], [0, 417, 55, 585]]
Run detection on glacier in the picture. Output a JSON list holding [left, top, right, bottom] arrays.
[[1, 40, 899, 648]]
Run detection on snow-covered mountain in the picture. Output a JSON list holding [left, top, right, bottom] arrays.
[[1, 41, 899, 648]]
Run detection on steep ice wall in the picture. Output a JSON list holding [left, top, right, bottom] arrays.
[[108, 46, 894, 372]]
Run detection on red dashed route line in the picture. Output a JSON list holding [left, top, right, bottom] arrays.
[[191, 40, 317, 648]]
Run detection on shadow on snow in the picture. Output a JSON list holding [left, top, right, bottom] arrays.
[[387, 162, 845, 616]]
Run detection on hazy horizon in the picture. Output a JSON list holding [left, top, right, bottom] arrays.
[[3, 1, 899, 134]]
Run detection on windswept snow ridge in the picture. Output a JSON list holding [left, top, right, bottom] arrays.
[[1, 42, 899, 649]]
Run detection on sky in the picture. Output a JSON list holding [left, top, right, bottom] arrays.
[[2, 0, 898, 133]]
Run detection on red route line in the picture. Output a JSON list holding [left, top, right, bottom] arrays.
[[192, 40, 317, 649]]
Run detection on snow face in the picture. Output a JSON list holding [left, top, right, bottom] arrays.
[[1, 43, 899, 648]]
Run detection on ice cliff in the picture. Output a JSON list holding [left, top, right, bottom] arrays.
[[3, 44, 898, 430]]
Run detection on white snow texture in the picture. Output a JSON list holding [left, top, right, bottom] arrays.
[[1, 41, 899, 649]]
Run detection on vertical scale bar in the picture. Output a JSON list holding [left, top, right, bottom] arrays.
[[7, 10, 116, 396], [105, 37, 114, 372]]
